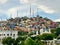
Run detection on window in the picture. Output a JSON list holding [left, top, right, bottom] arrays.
[[0, 34, 1, 36], [13, 34, 15, 37], [4, 34, 5, 36], [10, 34, 12, 36], [7, 34, 9, 36]]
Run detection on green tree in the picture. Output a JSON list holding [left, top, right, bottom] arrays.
[[55, 28, 60, 36], [51, 28, 60, 38], [41, 33, 55, 40], [13, 37, 21, 45], [2, 38, 6, 45], [2, 37, 15, 45], [6, 37, 14, 45], [18, 41, 24, 45], [13, 36, 27, 45], [35, 40, 44, 45], [51, 29, 56, 33], [34, 35, 44, 45], [31, 35, 42, 41], [24, 37, 35, 45], [18, 31, 28, 36]]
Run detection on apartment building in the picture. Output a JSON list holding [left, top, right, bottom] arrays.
[[0, 30, 18, 42]]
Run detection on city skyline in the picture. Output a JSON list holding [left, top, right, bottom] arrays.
[[0, 0, 60, 21]]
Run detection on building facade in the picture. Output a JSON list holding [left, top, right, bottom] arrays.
[[0, 30, 18, 42]]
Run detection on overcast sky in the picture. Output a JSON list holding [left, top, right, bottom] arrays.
[[0, 0, 60, 21]]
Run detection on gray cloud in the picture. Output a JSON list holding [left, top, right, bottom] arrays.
[[0, 0, 60, 20], [19, 0, 60, 13], [36, 0, 60, 13]]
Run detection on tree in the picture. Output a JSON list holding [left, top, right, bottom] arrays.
[[51, 29, 56, 33], [41, 33, 55, 40], [30, 35, 44, 45], [18, 31, 28, 36], [2, 38, 6, 45], [6, 37, 14, 45], [31, 35, 42, 41], [55, 28, 60, 36], [51, 28, 60, 38], [35, 40, 44, 45], [24, 37, 35, 45], [13, 36, 27, 45], [13, 37, 21, 45], [18, 41, 24, 45], [2, 37, 15, 45]]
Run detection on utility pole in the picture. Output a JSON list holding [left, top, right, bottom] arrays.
[[37, 8, 38, 15]]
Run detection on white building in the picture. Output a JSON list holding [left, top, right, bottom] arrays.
[[40, 28, 51, 35], [0, 30, 18, 42], [35, 28, 51, 35]]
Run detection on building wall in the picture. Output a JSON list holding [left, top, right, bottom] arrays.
[[0, 30, 18, 42]]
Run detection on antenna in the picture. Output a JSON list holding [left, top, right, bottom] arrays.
[[1, 18, 2, 21], [36, 8, 39, 17], [30, 4, 31, 18], [37, 8, 38, 15], [10, 14, 12, 18], [33, 9, 34, 17], [26, 8, 27, 17], [17, 10, 18, 17], [6, 17, 8, 21]]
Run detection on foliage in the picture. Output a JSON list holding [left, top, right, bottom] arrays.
[[21, 16, 28, 21], [41, 33, 55, 40], [13, 37, 22, 45], [2, 37, 15, 45], [55, 28, 60, 36], [2, 36, 45, 45], [51, 28, 60, 38], [2, 38, 6, 45], [51, 29, 56, 33], [18, 31, 28, 36], [13, 36, 27, 45], [35, 40, 44, 45], [18, 41, 24, 45], [24, 37, 35, 45], [31, 35, 42, 41]]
